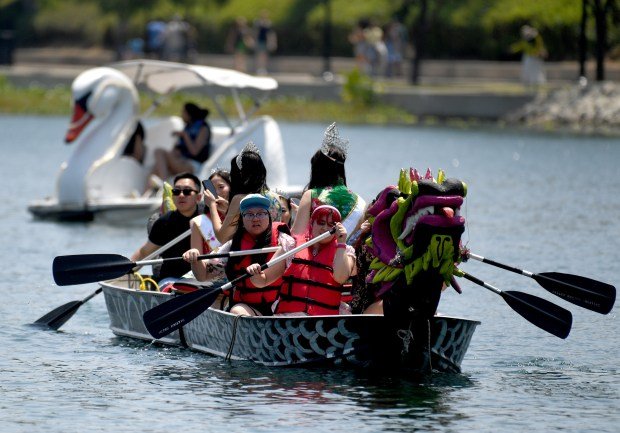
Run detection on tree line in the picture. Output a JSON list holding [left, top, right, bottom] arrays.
[[1, 0, 618, 80]]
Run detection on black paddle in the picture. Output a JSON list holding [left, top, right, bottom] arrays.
[[53, 247, 279, 286], [467, 252, 616, 315], [33, 288, 103, 330], [461, 271, 572, 339], [36, 230, 193, 330], [143, 227, 337, 339]]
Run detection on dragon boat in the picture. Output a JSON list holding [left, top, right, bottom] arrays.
[[100, 276, 479, 373], [96, 167, 479, 373], [44, 167, 616, 373]]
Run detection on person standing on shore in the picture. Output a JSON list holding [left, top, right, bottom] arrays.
[[510, 24, 547, 87], [162, 14, 190, 62], [226, 17, 253, 72], [253, 10, 277, 75], [145, 19, 166, 59]]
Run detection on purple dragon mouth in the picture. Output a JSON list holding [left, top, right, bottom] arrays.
[[400, 195, 465, 244]]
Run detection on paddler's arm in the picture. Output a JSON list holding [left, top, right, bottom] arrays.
[[183, 239, 229, 282], [130, 240, 159, 262], [290, 189, 312, 235], [332, 222, 357, 284], [246, 247, 287, 287], [210, 194, 243, 243], [189, 218, 203, 251], [183, 222, 210, 280]]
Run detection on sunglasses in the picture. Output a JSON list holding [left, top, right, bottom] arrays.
[[242, 211, 270, 219], [172, 188, 198, 196]]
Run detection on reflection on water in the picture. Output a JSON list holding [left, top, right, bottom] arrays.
[[134, 339, 478, 430]]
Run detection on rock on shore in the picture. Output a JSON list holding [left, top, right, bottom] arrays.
[[505, 81, 620, 135]]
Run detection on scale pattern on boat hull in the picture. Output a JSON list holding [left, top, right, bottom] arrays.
[[101, 280, 479, 373]]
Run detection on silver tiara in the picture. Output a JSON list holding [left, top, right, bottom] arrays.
[[235, 141, 260, 170], [320, 122, 349, 160], [210, 166, 227, 175]]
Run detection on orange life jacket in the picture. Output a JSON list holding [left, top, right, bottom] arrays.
[[229, 223, 285, 306], [275, 236, 343, 316]]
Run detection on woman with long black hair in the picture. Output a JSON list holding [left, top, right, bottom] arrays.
[[203, 141, 283, 243], [151, 102, 212, 180], [291, 122, 366, 240]]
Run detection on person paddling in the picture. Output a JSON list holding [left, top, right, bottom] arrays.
[[246, 205, 356, 316], [131, 172, 201, 285], [184, 194, 293, 316]]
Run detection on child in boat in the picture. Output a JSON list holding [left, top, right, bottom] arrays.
[[204, 141, 283, 244], [184, 193, 293, 316], [246, 205, 357, 316], [290, 122, 366, 242]]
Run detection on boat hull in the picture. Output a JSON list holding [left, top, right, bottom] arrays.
[[101, 278, 479, 373], [28, 198, 161, 223]]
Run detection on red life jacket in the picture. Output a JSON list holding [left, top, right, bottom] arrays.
[[229, 222, 285, 306], [275, 236, 343, 316]]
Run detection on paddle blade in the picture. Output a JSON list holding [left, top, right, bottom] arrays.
[[143, 287, 222, 339], [534, 272, 616, 315], [53, 254, 135, 286], [33, 288, 103, 331], [34, 300, 82, 330], [502, 290, 572, 339]]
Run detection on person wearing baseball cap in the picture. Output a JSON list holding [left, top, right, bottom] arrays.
[[185, 193, 293, 316]]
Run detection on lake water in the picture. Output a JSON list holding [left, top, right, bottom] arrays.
[[1, 115, 618, 432]]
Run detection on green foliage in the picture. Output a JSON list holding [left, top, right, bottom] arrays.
[[341, 68, 377, 107], [481, 0, 581, 28], [0, 77, 71, 114], [444, 0, 582, 59], [33, 1, 110, 46], [7, 0, 618, 60], [0, 76, 416, 125]]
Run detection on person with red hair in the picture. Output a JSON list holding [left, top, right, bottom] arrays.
[[246, 205, 357, 316]]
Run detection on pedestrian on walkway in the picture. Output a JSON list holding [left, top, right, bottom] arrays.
[[253, 10, 277, 75], [162, 14, 190, 62], [226, 17, 253, 72]]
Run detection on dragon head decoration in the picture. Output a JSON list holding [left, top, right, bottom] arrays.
[[364, 168, 467, 322]]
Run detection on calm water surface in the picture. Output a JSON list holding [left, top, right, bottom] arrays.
[[0, 116, 618, 432]]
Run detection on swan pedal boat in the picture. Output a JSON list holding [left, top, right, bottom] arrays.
[[28, 59, 294, 223], [100, 275, 480, 374]]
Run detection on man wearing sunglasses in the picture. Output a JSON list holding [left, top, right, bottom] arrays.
[[130, 172, 202, 284]]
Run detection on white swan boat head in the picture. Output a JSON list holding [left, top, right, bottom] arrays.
[[29, 59, 290, 223]]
